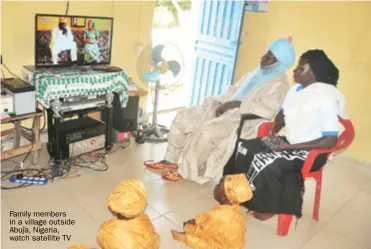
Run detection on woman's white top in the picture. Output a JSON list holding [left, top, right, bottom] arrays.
[[281, 83, 346, 144]]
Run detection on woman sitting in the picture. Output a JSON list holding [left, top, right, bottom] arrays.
[[83, 20, 101, 63], [221, 49, 346, 217]]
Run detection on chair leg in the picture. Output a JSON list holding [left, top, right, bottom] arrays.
[[277, 214, 293, 236], [313, 172, 323, 221]]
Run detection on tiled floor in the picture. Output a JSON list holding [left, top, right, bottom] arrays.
[[1, 141, 371, 249]]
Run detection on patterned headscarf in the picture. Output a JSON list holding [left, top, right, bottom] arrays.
[[107, 179, 147, 218]]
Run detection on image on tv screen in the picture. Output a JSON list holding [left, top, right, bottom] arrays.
[[35, 15, 113, 67]]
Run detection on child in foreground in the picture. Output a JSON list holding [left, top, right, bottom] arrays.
[[171, 174, 253, 249], [68, 179, 160, 249]]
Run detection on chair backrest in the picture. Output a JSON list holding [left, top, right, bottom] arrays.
[[257, 122, 273, 137], [331, 116, 355, 153], [256, 116, 355, 153]]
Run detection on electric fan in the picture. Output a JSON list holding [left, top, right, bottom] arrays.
[[136, 43, 184, 142]]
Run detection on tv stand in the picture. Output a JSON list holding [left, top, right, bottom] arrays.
[[23, 65, 130, 177]]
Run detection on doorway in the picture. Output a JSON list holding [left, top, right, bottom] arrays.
[[147, 0, 195, 114]]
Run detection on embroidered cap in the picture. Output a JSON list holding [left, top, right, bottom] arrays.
[[224, 174, 253, 204]]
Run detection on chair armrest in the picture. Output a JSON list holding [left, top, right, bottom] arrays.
[[301, 148, 335, 178], [301, 139, 352, 179]]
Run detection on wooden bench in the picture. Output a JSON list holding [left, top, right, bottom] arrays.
[[1, 109, 43, 165]]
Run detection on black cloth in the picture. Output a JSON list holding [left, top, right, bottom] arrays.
[[222, 137, 327, 217]]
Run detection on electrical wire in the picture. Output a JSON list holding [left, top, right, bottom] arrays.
[[1, 63, 22, 79], [21, 108, 46, 132], [65, 1, 70, 16], [1, 135, 132, 189], [1, 67, 5, 79], [20, 118, 36, 166], [1, 153, 104, 189], [107, 137, 131, 154]]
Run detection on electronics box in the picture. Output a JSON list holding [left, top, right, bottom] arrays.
[[49, 117, 106, 160], [3, 78, 36, 115], [0, 92, 14, 114]]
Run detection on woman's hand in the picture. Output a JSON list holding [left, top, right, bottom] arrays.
[[268, 129, 276, 138], [171, 230, 186, 242], [273, 138, 291, 151]]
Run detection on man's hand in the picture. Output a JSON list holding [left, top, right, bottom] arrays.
[[215, 101, 241, 117], [171, 230, 186, 242]]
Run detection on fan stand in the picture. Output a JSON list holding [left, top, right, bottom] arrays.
[[142, 80, 169, 143]]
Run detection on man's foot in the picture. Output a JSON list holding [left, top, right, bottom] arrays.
[[171, 230, 186, 242], [144, 160, 177, 170], [162, 170, 182, 182]]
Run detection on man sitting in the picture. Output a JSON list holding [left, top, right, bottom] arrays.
[[146, 37, 296, 185], [50, 17, 77, 64]]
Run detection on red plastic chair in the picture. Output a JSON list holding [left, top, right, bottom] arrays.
[[256, 116, 355, 236]]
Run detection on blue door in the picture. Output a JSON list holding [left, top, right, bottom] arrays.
[[188, 0, 245, 106]]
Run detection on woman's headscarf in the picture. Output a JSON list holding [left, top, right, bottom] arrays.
[[88, 20, 97, 31], [107, 179, 147, 218], [96, 216, 160, 249], [231, 37, 296, 101]]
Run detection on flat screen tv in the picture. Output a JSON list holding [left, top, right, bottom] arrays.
[[35, 14, 113, 67]]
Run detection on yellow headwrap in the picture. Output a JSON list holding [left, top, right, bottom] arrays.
[[107, 179, 147, 218], [59, 17, 66, 23], [97, 215, 160, 249], [67, 245, 92, 249], [224, 174, 253, 204]]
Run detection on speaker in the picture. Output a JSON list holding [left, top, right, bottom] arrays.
[[104, 93, 139, 132]]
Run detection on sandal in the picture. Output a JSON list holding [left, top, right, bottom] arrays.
[[144, 160, 177, 170], [162, 171, 182, 182]]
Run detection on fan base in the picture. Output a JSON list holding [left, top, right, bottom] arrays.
[[141, 124, 169, 143]]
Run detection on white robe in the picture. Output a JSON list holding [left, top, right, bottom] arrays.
[[50, 27, 77, 64], [165, 74, 290, 184]]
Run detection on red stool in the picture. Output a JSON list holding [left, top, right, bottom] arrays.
[[256, 116, 355, 236]]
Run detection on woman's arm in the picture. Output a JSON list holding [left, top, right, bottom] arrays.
[[83, 33, 88, 43], [269, 111, 285, 136], [83, 33, 96, 44], [278, 136, 337, 151], [95, 31, 100, 43]]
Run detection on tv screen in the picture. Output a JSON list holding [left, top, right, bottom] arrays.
[[35, 14, 113, 67]]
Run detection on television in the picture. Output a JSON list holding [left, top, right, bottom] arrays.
[[35, 14, 113, 67]]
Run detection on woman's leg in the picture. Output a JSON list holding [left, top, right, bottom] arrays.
[[223, 153, 236, 176], [225, 138, 267, 175]]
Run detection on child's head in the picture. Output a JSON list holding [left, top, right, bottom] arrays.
[[107, 179, 147, 219], [214, 174, 253, 205]]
